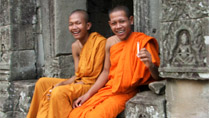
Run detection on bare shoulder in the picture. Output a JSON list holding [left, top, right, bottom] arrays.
[[72, 40, 79, 49], [71, 40, 81, 55], [106, 35, 119, 48]]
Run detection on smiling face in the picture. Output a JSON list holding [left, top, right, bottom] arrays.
[[108, 10, 133, 40], [69, 12, 91, 41]]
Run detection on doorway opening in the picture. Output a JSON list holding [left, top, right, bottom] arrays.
[[87, 0, 133, 38]]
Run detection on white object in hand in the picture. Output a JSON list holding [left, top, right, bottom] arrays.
[[137, 42, 140, 57]]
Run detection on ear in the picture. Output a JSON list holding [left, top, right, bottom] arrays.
[[108, 21, 111, 27], [129, 16, 134, 25], [87, 22, 92, 30]]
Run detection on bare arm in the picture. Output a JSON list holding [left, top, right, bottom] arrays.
[[73, 39, 111, 108]]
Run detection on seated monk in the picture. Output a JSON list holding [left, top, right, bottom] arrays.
[[69, 6, 161, 118], [27, 9, 106, 118]]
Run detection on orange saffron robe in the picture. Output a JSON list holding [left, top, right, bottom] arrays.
[[27, 32, 106, 118], [69, 32, 160, 118]]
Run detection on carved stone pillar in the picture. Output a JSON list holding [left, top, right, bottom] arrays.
[[134, 0, 161, 43], [159, 0, 209, 117]]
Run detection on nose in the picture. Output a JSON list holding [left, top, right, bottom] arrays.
[[70, 24, 77, 30], [116, 23, 122, 29]]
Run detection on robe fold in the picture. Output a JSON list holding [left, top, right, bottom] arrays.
[[27, 32, 106, 118], [69, 32, 160, 118]]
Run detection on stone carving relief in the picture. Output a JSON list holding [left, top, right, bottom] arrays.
[[160, 20, 207, 72], [161, 0, 209, 21], [172, 30, 195, 66]]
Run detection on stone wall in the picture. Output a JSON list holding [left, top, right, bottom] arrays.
[[0, 0, 37, 117], [0, 0, 86, 117], [159, 0, 209, 118]]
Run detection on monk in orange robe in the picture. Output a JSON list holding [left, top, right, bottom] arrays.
[[27, 9, 106, 118], [69, 6, 161, 118]]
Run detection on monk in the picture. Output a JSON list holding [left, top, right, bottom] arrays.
[[27, 9, 106, 118], [69, 6, 161, 118]]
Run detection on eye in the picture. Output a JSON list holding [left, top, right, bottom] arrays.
[[119, 20, 125, 23], [111, 22, 116, 26], [69, 23, 73, 26], [75, 22, 81, 25]]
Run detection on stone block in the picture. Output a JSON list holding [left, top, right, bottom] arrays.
[[11, 24, 35, 50], [166, 79, 209, 118], [0, 0, 10, 26], [59, 55, 75, 78], [12, 80, 36, 117], [0, 111, 6, 118], [0, 60, 10, 81], [125, 91, 165, 118], [10, 0, 37, 25], [0, 81, 10, 112], [0, 80, 36, 118], [149, 80, 166, 95], [10, 50, 36, 81], [43, 57, 60, 77], [0, 26, 11, 51]]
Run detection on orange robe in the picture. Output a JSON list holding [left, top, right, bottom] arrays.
[[69, 32, 160, 118], [27, 32, 106, 118]]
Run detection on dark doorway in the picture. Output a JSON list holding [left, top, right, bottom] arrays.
[[87, 0, 133, 38]]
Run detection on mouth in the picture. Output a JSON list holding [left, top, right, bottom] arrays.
[[72, 31, 80, 36], [116, 30, 125, 36]]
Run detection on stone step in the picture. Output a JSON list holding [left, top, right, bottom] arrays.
[[0, 80, 36, 118], [124, 91, 166, 118]]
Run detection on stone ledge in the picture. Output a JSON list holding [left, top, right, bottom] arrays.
[[124, 91, 165, 118], [0, 80, 36, 118]]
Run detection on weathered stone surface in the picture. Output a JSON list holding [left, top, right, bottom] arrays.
[[0, 111, 6, 118], [44, 55, 75, 78], [0, 0, 10, 26], [11, 24, 35, 50], [59, 55, 75, 78], [54, 0, 86, 55], [159, 0, 209, 80], [0, 80, 36, 118], [0, 57, 11, 81], [0, 26, 11, 81], [149, 80, 166, 95], [166, 79, 209, 118], [10, 50, 36, 81], [12, 80, 36, 118], [161, 0, 209, 21], [134, 0, 161, 43], [0, 26, 11, 51], [125, 91, 165, 118], [10, 0, 37, 25], [0, 81, 10, 113]]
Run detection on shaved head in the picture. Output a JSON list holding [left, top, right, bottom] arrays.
[[70, 9, 89, 23], [108, 6, 131, 18]]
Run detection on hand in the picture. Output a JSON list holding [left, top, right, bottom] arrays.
[[73, 93, 90, 108], [137, 48, 153, 68], [46, 82, 63, 100], [53, 82, 63, 88]]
